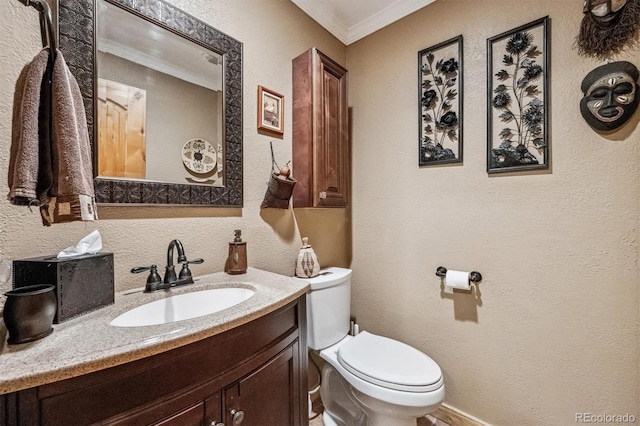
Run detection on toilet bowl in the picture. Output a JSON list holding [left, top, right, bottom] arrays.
[[303, 267, 445, 426]]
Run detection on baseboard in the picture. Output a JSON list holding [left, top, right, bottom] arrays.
[[428, 403, 491, 426]]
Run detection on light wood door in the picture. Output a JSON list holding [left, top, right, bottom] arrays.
[[98, 78, 147, 179]]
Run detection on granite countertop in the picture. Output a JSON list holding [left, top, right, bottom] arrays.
[[0, 267, 309, 394]]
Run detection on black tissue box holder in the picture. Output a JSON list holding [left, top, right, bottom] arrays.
[[12, 252, 114, 323]]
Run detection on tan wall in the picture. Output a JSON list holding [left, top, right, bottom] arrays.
[[0, 0, 348, 291], [2, 0, 638, 423], [347, 0, 639, 424]]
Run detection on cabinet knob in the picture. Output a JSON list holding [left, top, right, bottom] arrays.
[[230, 409, 245, 425], [210, 422, 225, 426]]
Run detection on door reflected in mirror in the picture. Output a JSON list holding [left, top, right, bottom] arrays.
[[98, 78, 147, 179], [97, 0, 224, 187]]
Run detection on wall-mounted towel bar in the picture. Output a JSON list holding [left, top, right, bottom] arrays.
[[435, 266, 483, 283], [18, 0, 57, 55]]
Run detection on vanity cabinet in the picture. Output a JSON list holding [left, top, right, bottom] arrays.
[[292, 48, 349, 208], [0, 297, 307, 426]]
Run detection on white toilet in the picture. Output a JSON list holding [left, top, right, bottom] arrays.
[[304, 267, 445, 426]]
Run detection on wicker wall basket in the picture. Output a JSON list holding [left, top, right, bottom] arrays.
[[261, 142, 296, 209], [261, 173, 297, 209]]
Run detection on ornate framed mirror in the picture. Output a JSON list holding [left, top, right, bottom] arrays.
[[58, 0, 243, 206]]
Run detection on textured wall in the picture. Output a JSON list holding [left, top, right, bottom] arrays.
[[347, 0, 639, 424], [3, 0, 638, 423], [0, 0, 348, 291]]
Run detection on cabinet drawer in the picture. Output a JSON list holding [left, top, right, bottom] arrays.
[[154, 401, 204, 426]]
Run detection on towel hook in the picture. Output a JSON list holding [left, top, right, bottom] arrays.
[[435, 266, 483, 283], [18, 0, 57, 55]]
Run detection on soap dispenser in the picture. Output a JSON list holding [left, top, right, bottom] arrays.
[[225, 229, 247, 274]]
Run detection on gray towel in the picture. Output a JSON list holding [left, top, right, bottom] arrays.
[[8, 48, 51, 206], [8, 49, 97, 225], [40, 50, 97, 225]]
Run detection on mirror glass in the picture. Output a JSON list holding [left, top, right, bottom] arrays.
[[58, 0, 243, 206], [97, 0, 224, 186]]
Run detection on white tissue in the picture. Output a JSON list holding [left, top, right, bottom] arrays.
[[0, 259, 11, 284], [444, 269, 471, 293], [57, 230, 103, 258]]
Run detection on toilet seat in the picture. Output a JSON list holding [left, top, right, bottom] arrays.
[[337, 331, 443, 392], [320, 333, 445, 408]]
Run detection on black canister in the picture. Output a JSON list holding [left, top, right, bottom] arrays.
[[3, 284, 56, 344]]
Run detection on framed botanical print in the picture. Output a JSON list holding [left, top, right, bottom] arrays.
[[418, 35, 463, 166], [487, 16, 550, 173]]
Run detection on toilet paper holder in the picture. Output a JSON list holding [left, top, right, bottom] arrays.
[[435, 266, 482, 283]]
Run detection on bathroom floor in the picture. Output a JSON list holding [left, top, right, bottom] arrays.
[[309, 399, 452, 426]]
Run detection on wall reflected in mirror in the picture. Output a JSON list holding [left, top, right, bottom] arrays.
[[97, 0, 224, 187]]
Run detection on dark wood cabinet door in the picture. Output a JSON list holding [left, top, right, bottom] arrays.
[[293, 48, 349, 208], [204, 392, 223, 426], [223, 342, 300, 426], [316, 54, 349, 207]]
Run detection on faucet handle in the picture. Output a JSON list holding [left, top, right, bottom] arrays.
[[178, 258, 204, 280], [131, 265, 162, 286]]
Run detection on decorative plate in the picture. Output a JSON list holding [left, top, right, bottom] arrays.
[[182, 138, 217, 174]]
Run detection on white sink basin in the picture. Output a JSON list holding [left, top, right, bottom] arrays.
[[110, 288, 255, 327]]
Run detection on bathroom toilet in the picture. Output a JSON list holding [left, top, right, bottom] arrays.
[[304, 267, 445, 426]]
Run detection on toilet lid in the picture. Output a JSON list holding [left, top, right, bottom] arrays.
[[337, 331, 443, 392]]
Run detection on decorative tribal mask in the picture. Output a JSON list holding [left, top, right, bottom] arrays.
[[585, 0, 629, 25], [580, 61, 640, 131], [576, 0, 640, 59]]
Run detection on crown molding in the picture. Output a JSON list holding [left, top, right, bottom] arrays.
[[347, 0, 436, 44], [291, 0, 350, 44], [291, 0, 436, 45]]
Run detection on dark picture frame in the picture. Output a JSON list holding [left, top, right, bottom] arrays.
[[257, 86, 284, 136], [418, 35, 463, 166], [487, 16, 550, 173]]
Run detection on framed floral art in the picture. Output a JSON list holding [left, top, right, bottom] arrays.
[[418, 35, 463, 166], [487, 16, 550, 173]]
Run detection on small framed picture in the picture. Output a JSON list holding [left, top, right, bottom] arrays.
[[487, 16, 550, 173], [257, 85, 284, 136], [418, 35, 463, 166]]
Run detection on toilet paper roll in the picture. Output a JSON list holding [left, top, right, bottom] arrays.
[[444, 270, 471, 293]]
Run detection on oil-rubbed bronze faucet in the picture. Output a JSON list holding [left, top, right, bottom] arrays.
[[131, 240, 204, 292]]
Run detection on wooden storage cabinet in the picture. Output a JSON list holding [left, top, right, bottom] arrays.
[[292, 48, 349, 208], [1, 297, 307, 426]]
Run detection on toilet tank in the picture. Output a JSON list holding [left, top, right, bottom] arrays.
[[304, 267, 352, 350]]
